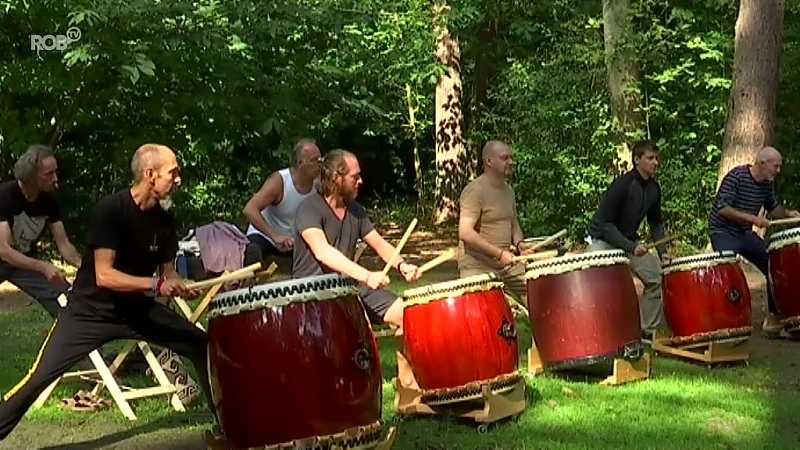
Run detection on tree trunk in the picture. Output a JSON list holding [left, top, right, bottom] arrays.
[[433, 4, 472, 224], [603, 0, 644, 174], [464, 14, 499, 174], [717, 0, 784, 190]]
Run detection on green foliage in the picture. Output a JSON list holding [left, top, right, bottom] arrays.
[[2, 0, 800, 257]]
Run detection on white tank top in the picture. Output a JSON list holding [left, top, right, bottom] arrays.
[[246, 168, 313, 244]]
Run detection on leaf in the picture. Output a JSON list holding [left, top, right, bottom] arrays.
[[137, 58, 156, 77], [121, 65, 139, 84]]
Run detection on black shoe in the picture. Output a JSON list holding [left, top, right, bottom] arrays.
[[641, 330, 653, 345]]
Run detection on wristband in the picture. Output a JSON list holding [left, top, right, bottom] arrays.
[[155, 276, 165, 296]]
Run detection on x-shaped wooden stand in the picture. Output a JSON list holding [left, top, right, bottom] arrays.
[[32, 262, 276, 420]]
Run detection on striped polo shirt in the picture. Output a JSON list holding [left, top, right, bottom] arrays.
[[709, 165, 777, 235]]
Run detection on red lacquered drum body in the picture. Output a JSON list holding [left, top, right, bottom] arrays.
[[768, 227, 800, 318], [661, 251, 751, 337], [525, 250, 642, 370], [206, 274, 382, 449], [403, 273, 519, 390]]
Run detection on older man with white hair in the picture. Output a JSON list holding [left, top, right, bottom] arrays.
[[709, 146, 800, 336]]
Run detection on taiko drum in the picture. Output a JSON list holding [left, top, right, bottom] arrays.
[[768, 227, 800, 319], [402, 273, 519, 390], [661, 251, 751, 337], [525, 250, 642, 370], [206, 274, 382, 449]]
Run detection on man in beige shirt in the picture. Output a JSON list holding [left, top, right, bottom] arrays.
[[458, 140, 531, 308]]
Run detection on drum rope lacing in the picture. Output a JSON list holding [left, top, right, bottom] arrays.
[[420, 372, 521, 406], [767, 227, 800, 251], [206, 275, 359, 319], [242, 420, 387, 450], [661, 251, 741, 275], [403, 273, 504, 306], [524, 250, 629, 280]]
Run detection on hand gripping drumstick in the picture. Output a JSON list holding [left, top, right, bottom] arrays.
[[185, 262, 263, 291], [527, 229, 568, 252], [768, 217, 800, 227], [381, 218, 418, 277], [416, 248, 457, 277], [512, 249, 560, 264], [643, 232, 687, 250], [188, 262, 277, 324]]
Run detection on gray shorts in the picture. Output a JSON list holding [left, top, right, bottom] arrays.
[[358, 284, 397, 324]]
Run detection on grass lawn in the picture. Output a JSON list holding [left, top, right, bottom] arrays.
[[1, 271, 799, 449]]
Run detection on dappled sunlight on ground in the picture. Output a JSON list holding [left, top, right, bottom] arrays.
[[1, 237, 799, 449]]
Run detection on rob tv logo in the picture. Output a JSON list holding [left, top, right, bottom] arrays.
[[31, 27, 81, 51]]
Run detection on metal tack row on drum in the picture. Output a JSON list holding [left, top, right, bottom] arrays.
[[203, 274, 393, 449], [198, 238, 791, 448]]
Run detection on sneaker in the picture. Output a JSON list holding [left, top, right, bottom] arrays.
[[641, 330, 653, 345]]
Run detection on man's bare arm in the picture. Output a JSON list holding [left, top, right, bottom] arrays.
[[458, 215, 504, 260], [301, 228, 371, 282], [0, 222, 48, 272], [361, 230, 405, 269], [718, 206, 763, 226], [50, 221, 82, 268], [242, 172, 284, 240], [94, 248, 152, 292]]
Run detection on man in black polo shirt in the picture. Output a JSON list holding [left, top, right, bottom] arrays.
[[0, 144, 82, 318], [0, 144, 218, 440], [709, 146, 800, 337], [586, 140, 670, 342]]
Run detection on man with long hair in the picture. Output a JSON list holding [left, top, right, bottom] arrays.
[[0, 144, 81, 318], [293, 149, 421, 389]]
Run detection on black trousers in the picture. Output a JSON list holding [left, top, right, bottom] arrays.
[[0, 300, 218, 440], [243, 234, 292, 268]]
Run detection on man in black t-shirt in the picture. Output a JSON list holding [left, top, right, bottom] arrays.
[[293, 149, 421, 389], [0, 145, 82, 318], [0, 144, 218, 440]]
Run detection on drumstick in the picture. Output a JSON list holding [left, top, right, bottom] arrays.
[[643, 233, 687, 250], [185, 262, 262, 291], [512, 249, 559, 264], [528, 229, 568, 252], [416, 248, 457, 277], [354, 244, 366, 262], [768, 217, 800, 227], [381, 218, 418, 277], [188, 262, 277, 324]]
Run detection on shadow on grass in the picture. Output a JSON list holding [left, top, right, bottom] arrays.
[[38, 411, 207, 450]]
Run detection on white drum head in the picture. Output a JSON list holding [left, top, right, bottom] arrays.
[[661, 251, 740, 275], [206, 273, 359, 319], [768, 226, 800, 252], [524, 250, 629, 280]]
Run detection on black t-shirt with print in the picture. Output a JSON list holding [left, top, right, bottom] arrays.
[[0, 180, 61, 258], [69, 189, 178, 316]]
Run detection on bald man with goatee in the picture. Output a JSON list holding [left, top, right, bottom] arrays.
[[457, 140, 534, 307], [0, 144, 220, 440]]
